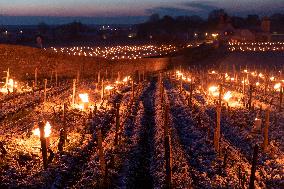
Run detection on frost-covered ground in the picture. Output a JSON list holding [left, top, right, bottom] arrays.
[[0, 70, 283, 188]]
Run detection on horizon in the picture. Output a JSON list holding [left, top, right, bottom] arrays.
[[0, 0, 283, 25]]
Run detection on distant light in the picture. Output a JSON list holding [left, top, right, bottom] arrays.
[[212, 33, 219, 38]]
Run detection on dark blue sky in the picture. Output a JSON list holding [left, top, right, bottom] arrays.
[[0, 0, 283, 25]]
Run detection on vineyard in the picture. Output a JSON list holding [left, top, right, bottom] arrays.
[[0, 61, 283, 189]]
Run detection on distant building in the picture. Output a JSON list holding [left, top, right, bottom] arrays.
[[218, 15, 272, 42], [261, 17, 270, 33]]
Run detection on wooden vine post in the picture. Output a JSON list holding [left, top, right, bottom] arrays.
[[263, 108, 270, 151], [218, 84, 223, 106], [98, 71, 101, 83], [114, 103, 120, 146], [189, 82, 193, 107], [97, 128, 106, 186], [131, 80, 135, 100], [39, 121, 48, 169], [264, 77, 268, 95], [35, 68, 38, 88], [248, 85, 253, 110], [214, 105, 221, 153], [76, 70, 80, 84], [279, 86, 283, 112], [242, 77, 245, 95], [101, 80, 105, 100], [117, 71, 120, 81], [179, 76, 182, 93], [72, 79, 76, 105], [50, 70, 53, 83], [55, 69, 58, 87], [58, 103, 67, 152], [44, 79, 47, 105]]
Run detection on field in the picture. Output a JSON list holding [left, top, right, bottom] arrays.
[[0, 44, 283, 189]]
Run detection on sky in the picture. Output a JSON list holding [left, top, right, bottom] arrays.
[[0, 0, 283, 25]]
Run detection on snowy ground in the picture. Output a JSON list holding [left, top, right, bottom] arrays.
[[0, 68, 283, 188]]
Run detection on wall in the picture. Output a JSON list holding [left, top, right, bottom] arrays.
[[0, 44, 170, 80]]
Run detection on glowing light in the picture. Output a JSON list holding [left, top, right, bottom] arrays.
[[0, 78, 17, 93], [79, 93, 89, 103], [33, 121, 52, 138], [176, 71, 183, 77], [123, 76, 130, 82], [274, 83, 281, 91], [105, 85, 114, 90], [223, 91, 232, 101], [208, 86, 219, 97], [212, 33, 219, 38]]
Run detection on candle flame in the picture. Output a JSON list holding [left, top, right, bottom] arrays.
[[223, 91, 232, 101], [105, 85, 114, 90], [270, 76, 275, 81], [33, 121, 52, 138], [258, 73, 264, 78], [208, 86, 219, 97], [274, 83, 281, 91], [0, 79, 17, 93], [79, 93, 89, 103], [123, 76, 130, 82]]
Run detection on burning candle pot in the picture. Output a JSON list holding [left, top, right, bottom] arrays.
[[79, 93, 89, 110], [32, 121, 52, 169]]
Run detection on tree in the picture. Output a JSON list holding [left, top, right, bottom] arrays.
[[38, 22, 49, 34], [246, 15, 260, 27], [148, 14, 160, 23], [56, 21, 88, 38], [270, 13, 284, 32], [207, 9, 228, 30], [231, 16, 246, 28]]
